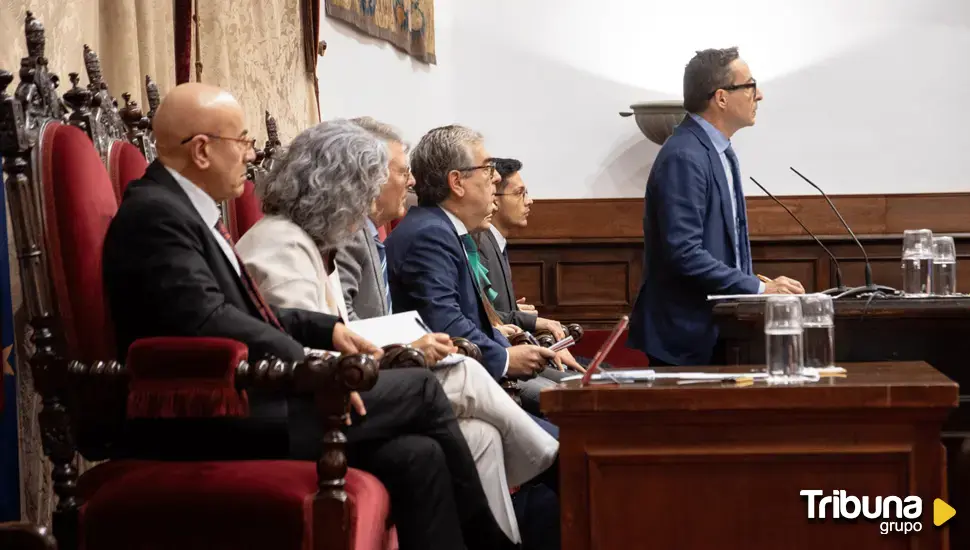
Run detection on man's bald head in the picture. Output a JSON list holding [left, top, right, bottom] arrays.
[[154, 83, 244, 155], [153, 82, 255, 202]]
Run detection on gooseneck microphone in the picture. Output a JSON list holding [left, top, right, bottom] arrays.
[[789, 167, 897, 299], [749, 177, 846, 295]]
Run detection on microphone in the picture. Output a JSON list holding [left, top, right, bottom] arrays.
[[789, 167, 897, 299], [749, 177, 846, 295]]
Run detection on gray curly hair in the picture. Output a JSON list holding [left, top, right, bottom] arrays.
[[411, 124, 483, 207], [258, 119, 389, 251]]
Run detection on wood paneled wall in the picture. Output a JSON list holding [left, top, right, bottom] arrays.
[[506, 193, 970, 328]]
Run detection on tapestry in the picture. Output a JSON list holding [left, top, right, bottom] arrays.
[[324, 0, 435, 64]]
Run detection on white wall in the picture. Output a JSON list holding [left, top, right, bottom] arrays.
[[317, 0, 970, 199]]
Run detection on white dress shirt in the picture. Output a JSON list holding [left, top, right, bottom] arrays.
[[165, 166, 240, 276], [488, 224, 507, 254], [439, 207, 510, 376]]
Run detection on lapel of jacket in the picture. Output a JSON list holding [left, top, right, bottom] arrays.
[[682, 117, 738, 258], [486, 229, 515, 306], [362, 227, 389, 316], [145, 160, 258, 311], [426, 207, 492, 327]]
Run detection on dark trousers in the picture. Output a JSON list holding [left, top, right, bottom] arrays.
[[287, 368, 516, 550], [512, 482, 561, 550]]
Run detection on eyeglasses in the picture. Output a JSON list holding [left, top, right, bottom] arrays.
[[180, 133, 257, 149], [707, 80, 757, 99], [494, 187, 529, 200], [455, 163, 497, 179]]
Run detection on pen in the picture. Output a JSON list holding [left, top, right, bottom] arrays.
[[415, 317, 433, 334], [756, 274, 772, 284]]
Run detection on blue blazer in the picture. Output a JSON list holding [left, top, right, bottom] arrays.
[[385, 206, 510, 379], [627, 115, 761, 365]]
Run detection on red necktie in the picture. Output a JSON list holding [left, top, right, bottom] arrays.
[[214, 220, 284, 331]]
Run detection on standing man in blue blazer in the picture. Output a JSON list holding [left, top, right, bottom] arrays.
[[628, 47, 804, 366]]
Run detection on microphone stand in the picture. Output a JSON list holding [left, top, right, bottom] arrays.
[[749, 177, 847, 296], [790, 167, 898, 299]]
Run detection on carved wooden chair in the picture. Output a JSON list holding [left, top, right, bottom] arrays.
[[0, 12, 440, 550]]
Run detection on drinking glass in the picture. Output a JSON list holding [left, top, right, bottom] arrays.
[[932, 236, 957, 295], [764, 295, 804, 380], [800, 294, 835, 369], [901, 229, 934, 297]]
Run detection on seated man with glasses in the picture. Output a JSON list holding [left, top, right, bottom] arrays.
[[382, 125, 560, 416], [471, 158, 586, 392]]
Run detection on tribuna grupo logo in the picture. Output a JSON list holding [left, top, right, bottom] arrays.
[[800, 490, 923, 535]]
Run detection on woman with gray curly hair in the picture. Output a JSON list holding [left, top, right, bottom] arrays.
[[237, 119, 388, 317]]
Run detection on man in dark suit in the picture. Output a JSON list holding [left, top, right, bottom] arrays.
[[384, 125, 557, 385], [474, 158, 585, 379], [628, 47, 804, 366], [102, 83, 517, 550]]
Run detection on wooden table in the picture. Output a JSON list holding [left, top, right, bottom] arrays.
[[713, 296, 970, 548], [541, 362, 957, 550]]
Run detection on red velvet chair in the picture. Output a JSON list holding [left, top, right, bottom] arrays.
[[0, 13, 394, 550], [106, 140, 148, 202], [232, 179, 264, 239]]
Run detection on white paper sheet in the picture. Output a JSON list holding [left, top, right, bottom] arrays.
[[345, 310, 429, 348]]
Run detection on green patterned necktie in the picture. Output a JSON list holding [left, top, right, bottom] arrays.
[[460, 234, 499, 303]]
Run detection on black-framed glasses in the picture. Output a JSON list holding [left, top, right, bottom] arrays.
[[495, 187, 529, 200], [180, 133, 257, 149], [708, 81, 757, 99], [455, 163, 497, 179]]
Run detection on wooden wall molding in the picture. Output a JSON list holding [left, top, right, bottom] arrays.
[[508, 192, 970, 240], [507, 193, 970, 328]]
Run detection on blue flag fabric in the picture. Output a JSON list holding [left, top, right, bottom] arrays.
[[0, 172, 21, 522]]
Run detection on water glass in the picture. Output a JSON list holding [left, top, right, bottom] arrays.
[[932, 236, 957, 295], [901, 229, 934, 296], [764, 295, 804, 379], [800, 293, 835, 369]]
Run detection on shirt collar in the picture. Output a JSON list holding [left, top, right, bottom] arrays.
[[439, 206, 469, 237], [688, 113, 731, 154], [488, 224, 507, 253], [165, 166, 222, 228]]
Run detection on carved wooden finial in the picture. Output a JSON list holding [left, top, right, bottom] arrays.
[[25, 11, 45, 60], [265, 110, 280, 146], [83, 44, 103, 88], [0, 70, 13, 95], [145, 75, 160, 119], [119, 92, 144, 131], [62, 72, 90, 115]]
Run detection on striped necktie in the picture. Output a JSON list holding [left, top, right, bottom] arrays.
[[373, 236, 392, 315], [460, 234, 499, 302]]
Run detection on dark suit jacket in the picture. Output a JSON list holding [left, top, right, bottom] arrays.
[[473, 228, 538, 332], [103, 160, 340, 364], [627, 115, 760, 366], [384, 206, 510, 379]]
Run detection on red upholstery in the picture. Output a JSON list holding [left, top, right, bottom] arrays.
[[233, 180, 263, 238], [40, 123, 118, 363], [36, 125, 394, 549], [77, 460, 393, 550], [125, 337, 250, 419], [107, 140, 148, 203], [571, 329, 651, 367]]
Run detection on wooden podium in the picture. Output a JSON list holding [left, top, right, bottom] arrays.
[[713, 296, 970, 549], [541, 362, 956, 550]]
